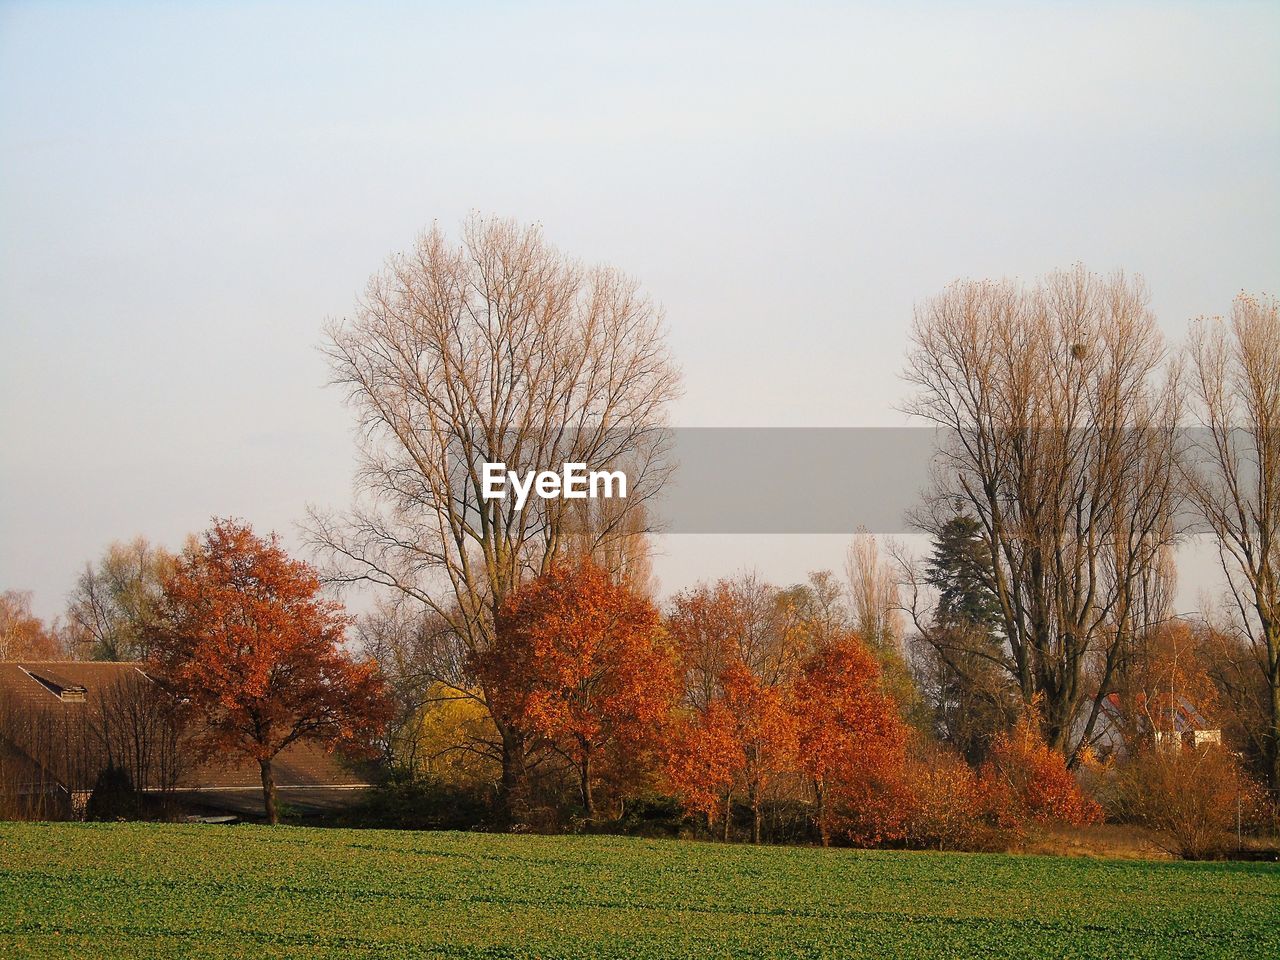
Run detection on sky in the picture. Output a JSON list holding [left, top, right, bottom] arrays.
[[2, 1, 1278, 621]]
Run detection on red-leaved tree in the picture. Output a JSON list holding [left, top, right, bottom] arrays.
[[664, 698, 742, 831], [792, 632, 907, 845], [665, 659, 797, 843], [720, 661, 798, 843], [149, 519, 389, 824], [982, 704, 1103, 829], [478, 562, 677, 820]]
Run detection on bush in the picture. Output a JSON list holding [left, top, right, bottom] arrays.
[[981, 712, 1102, 830], [86, 764, 140, 821], [1112, 746, 1270, 860], [900, 744, 1000, 851], [615, 794, 688, 838], [347, 774, 491, 831]]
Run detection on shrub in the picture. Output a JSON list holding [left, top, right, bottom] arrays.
[[900, 744, 997, 851], [86, 764, 140, 821], [347, 773, 491, 831], [1112, 745, 1270, 860], [981, 711, 1102, 830]]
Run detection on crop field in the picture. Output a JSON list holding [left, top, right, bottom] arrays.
[[1, 823, 1277, 959]]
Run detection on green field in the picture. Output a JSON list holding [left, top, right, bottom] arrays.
[[1, 823, 1277, 959]]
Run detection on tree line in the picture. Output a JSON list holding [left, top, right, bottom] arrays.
[[2, 216, 1277, 855]]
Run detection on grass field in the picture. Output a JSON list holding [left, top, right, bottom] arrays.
[[1, 822, 1278, 959]]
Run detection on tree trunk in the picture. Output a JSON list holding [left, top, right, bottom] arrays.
[[580, 748, 594, 820], [722, 790, 732, 842], [1269, 653, 1280, 792], [259, 759, 278, 826], [815, 779, 830, 847], [499, 727, 527, 825], [750, 783, 761, 844]]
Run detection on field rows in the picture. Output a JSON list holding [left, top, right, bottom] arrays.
[[1, 822, 1277, 958]]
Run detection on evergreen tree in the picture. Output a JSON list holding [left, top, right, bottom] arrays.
[[920, 515, 1016, 762]]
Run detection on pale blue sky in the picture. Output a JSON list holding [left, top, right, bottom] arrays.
[[2, 1, 1277, 619]]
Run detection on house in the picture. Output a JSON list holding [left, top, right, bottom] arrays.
[[0, 661, 371, 820], [1084, 691, 1222, 760]]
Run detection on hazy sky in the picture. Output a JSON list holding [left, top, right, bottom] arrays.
[[2, 1, 1278, 620]]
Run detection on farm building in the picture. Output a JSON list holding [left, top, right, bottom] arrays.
[[0, 661, 370, 820], [1084, 691, 1222, 760]]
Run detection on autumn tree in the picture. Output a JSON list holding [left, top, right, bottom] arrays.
[[355, 598, 499, 782], [309, 216, 680, 812], [0, 591, 62, 660], [478, 562, 676, 819], [148, 519, 390, 824], [666, 580, 745, 713], [845, 534, 926, 729], [1184, 293, 1280, 789], [717, 661, 798, 843], [903, 266, 1182, 757], [981, 704, 1102, 829], [792, 632, 906, 845], [1106, 619, 1220, 754], [666, 572, 811, 711], [67, 537, 175, 661], [664, 698, 741, 832]]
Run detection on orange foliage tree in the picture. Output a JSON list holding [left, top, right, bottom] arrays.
[[982, 704, 1102, 829], [0, 591, 62, 661], [665, 659, 797, 843], [792, 632, 907, 845], [148, 519, 390, 824], [479, 562, 677, 820], [663, 698, 741, 829], [718, 661, 798, 843]]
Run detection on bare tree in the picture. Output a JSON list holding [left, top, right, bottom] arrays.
[[845, 532, 903, 654], [1184, 293, 1280, 789], [309, 216, 680, 811], [903, 265, 1182, 757], [90, 670, 189, 802], [66, 538, 175, 661]]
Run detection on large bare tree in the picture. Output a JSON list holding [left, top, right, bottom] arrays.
[[1184, 293, 1280, 788], [309, 216, 680, 808], [903, 265, 1181, 757]]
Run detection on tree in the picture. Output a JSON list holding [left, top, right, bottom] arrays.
[[309, 216, 680, 814], [148, 519, 390, 824], [0, 591, 62, 660], [1184, 293, 1280, 790], [845, 534, 927, 730], [926, 515, 1004, 631], [1199, 615, 1275, 774], [717, 660, 798, 843], [478, 562, 676, 819], [1106, 619, 1219, 755], [793, 632, 906, 845], [664, 698, 741, 832], [981, 704, 1102, 829], [846, 532, 903, 654], [912, 515, 1018, 762], [667, 573, 811, 710], [67, 538, 175, 661], [903, 265, 1181, 757]]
